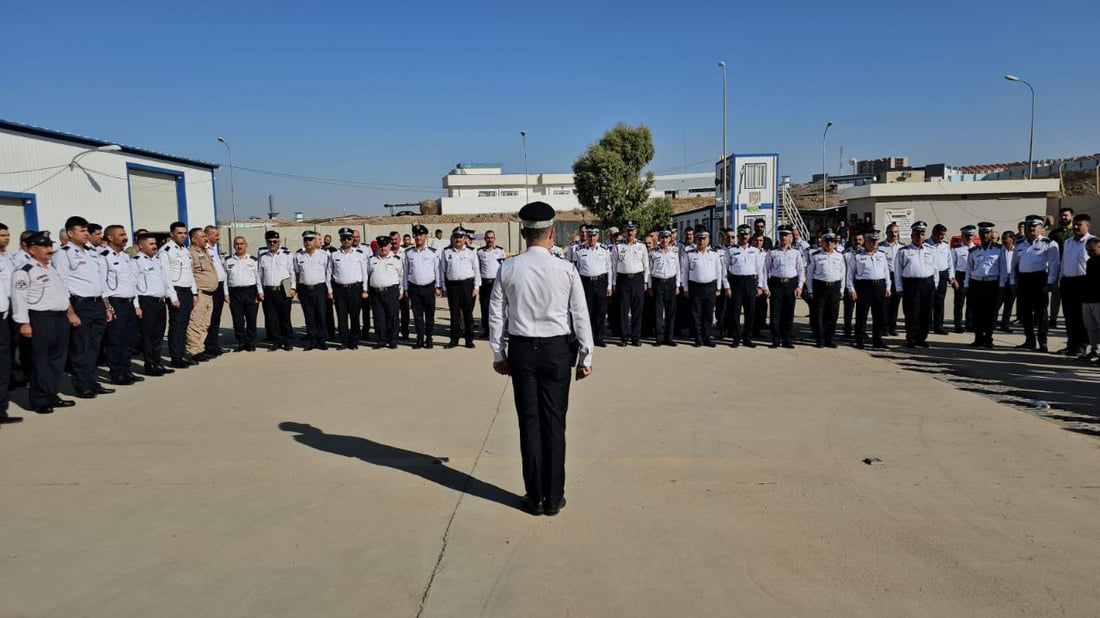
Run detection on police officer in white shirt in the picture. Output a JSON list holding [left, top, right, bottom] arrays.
[[952, 225, 976, 333], [203, 225, 230, 357], [647, 229, 680, 346], [847, 229, 892, 349], [13, 231, 80, 414], [571, 228, 612, 347], [477, 229, 506, 339], [405, 224, 442, 349], [927, 223, 954, 335], [160, 221, 197, 367], [1058, 213, 1094, 355], [1010, 214, 1061, 352], [225, 236, 262, 352], [100, 225, 143, 385], [440, 227, 481, 349], [294, 230, 332, 350], [964, 222, 1009, 349], [612, 220, 649, 346], [133, 233, 173, 375], [723, 224, 767, 348], [52, 216, 114, 398], [806, 230, 847, 348], [489, 201, 593, 516], [330, 227, 369, 350], [368, 236, 405, 349], [0, 241, 17, 425], [894, 221, 940, 348], [681, 229, 726, 347], [880, 222, 904, 336], [762, 226, 805, 348], [258, 230, 296, 351]]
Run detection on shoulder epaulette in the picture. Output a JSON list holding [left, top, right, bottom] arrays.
[[61, 245, 71, 251], [1038, 237, 1051, 244], [99, 249, 110, 256], [280, 248, 290, 254], [20, 263, 33, 272], [969, 245, 980, 252], [429, 247, 437, 252], [295, 248, 305, 254], [354, 248, 364, 254]]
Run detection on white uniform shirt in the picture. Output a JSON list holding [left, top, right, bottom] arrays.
[[879, 240, 903, 272], [723, 245, 766, 288], [927, 240, 952, 272], [847, 250, 892, 293], [764, 247, 806, 288], [952, 243, 972, 273], [440, 246, 481, 290], [225, 253, 261, 293], [51, 241, 104, 298], [258, 247, 296, 289], [368, 254, 404, 290], [294, 249, 332, 292], [806, 250, 848, 294], [12, 261, 71, 322], [488, 246, 594, 367], [571, 244, 612, 277], [101, 248, 140, 306], [1060, 234, 1094, 278], [0, 256, 10, 315], [135, 253, 169, 299], [207, 243, 228, 284], [158, 240, 196, 294], [477, 246, 506, 280], [404, 246, 441, 288], [648, 246, 681, 286], [331, 247, 370, 285], [612, 241, 649, 280], [1011, 237, 1061, 286], [964, 244, 1009, 288], [681, 248, 726, 288], [10, 250, 33, 270], [894, 243, 940, 292]]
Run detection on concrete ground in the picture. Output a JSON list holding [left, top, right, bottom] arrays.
[[2, 295, 1100, 617]]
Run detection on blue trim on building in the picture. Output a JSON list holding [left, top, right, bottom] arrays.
[[0, 190, 39, 231], [126, 163, 188, 230]]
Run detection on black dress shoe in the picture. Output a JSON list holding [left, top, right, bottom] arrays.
[[444, 341, 459, 349], [318, 343, 329, 350], [303, 343, 315, 351], [283, 343, 293, 351], [665, 341, 677, 347], [769, 341, 780, 349], [109, 377, 135, 386], [145, 366, 166, 377], [919, 342, 930, 348], [412, 342, 422, 350], [1038, 344, 1050, 353], [194, 353, 213, 362], [814, 342, 824, 348], [520, 495, 544, 516], [465, 342, 475, 349], [0, 414, 24, 424], [692, 341, 701, 348], [234, 345, 247, 352], [373, 343, 385, 350], [782, 342, 795, 349], [52, 399, 76, 408], [934, 329, 950, 335], [387, 343, 398, 349], [158, 365, 175, 374], [170, 359, 191, 369], [92, 385, 115, 395], [425, 340, 434, 349], [595, 341, 607, 348], [127, 374, 145, 383], [618, 340, 628, 347], [544, 497, 566, 516], [73, 391, 96, 399], [825, 342, 838, 348], [1016, 341, 1036, 350], [742, 340, 756, 348], [34, 406, 55, 414], [855, 342, 866, 349], [631, 340, 641, 347], [704, 341, 716, 348]]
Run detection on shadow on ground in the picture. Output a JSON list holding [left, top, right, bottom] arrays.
[[278, 421, 522, 510]]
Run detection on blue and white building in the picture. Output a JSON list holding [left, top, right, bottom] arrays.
[[0, 119, 218, 240], [715, 153, 780, 232]]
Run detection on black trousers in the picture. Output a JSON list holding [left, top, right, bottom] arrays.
[[690, 281, 717, 344], [204, 281, 225, 354], [399, 294, 410, 338], [969, 280, 1000, 344], [842, 288, 855, 335], [509, 335, 571, 506], [446, 279, 475, 343], [297, 283, 327, 345], [651, 277, 677, 343], [408, 283, 437, 342], [262, 286, 292, 346], [1061, 276, 1088, 351], [887, 272, 901, 333], [854, 279, 888, 345], [811, 280, 842, 344], [325, 295, 337, 340], [69, 297, 107, 392], [998, 285, 1016, 328], [28, 311, 69, 408], [580, 275, 609, 345], [753, 294, 768, 336], [138, 296, 167, 367], [768, 278, 797, 344], [228, 286, 259, 347], [360, 293, 372, 340], [167, 287, 193, 361], [932, 269, 950, 331], [479, 278, 495, 337], [616, 273, 644, 342], [902, 277, 934, 344], [333, 283, 364, 345], [953, 269, 969, 329], [371, 285, 400, 345], [105, 298, 137, 380], [1017, 272, 1049, 345], [642, 286, 656, 338], [609, 287, 622, 337], [807, 288, 820, 340], [676, 292, 692, 337], [0, 313, 10, 414], [727, 274, 757, 343]]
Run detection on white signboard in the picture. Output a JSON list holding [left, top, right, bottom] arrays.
[[883, 208, 914, 234]]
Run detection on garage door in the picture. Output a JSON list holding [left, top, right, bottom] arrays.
[[129, 169, 180, 233], [0, 197, 29, 241]]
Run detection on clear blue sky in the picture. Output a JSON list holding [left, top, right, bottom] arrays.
[[4, 0, 1097, 218]]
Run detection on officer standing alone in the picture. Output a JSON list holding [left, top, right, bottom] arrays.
[[489, 201, 593, 516]]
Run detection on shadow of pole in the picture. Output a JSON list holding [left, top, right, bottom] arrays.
[[278, 421, 522, 511]]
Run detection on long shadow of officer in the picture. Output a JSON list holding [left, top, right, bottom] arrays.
[[278, 421, 521, 511]]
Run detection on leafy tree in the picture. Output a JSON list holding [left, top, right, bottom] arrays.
[[573, 123, 671, 232]]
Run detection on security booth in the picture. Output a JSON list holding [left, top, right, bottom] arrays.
[[716, 153, 780, 235]]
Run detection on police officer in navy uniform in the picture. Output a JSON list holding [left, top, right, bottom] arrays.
[[101, 225, 143, 385], [52, 216, 114, 399], [571, 228, 612, 347], [1011, 214, 1061, 352], [894, 221, 939, 348], [964, 222, 1008, 348], [477, 230, 506, 338], [612, 220, 648, 346], [847, 229, 892, 349], [489, 201, 594, 516], [404, 224, 441, 349], [368, 236, 405, 349], [330, 227, 369, 350], [257, 230, 296, 351], [12, 231, 78, 415], [722, 224, 766, 348], [952, 225, 976, 333]]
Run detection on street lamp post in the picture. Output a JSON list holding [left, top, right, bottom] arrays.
[[1004, 75, 1035, 179], [216, 137, 239, 238], [520, 130, 529, 202], [68, 144, 121, 169], [823, 122, 833, 212], [718, 61, 728, 227]]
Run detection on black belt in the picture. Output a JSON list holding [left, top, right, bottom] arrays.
[[371, 284, 400, 292], [582, 274, 608, 281], [70, 295, 102, 303], [299, 283, 325, 290], [729, 273, 757, 279], [229, 285, 257, 290], [1061, 274, 1086, 281], [855, 278, 886, 283], [446, 278, 474, 284], [173, 286, 191, 291], [200, 289, 216, 296], [769, 277, 794, 283], [652, 276, 676, 284], [813, 279, 841, 286], [689, 280, 717, 286], [139, 295, 166, 300], [510, 334, 570, 343], [617, 272, 642, 279], [409, 282, 436, 288], [263, 286, 284, 292], [109, 296, 135, 302], [31, 310, 67, 317], [333, 282, 363, 289]]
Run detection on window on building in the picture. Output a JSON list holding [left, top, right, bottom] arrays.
[[552, 188, 573, 195], [743, 163, 767, 189], [501, 190, 519, 197], [478, 190, 498, 197]]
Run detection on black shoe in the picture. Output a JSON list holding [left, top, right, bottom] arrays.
[[919, 342, 930, 348], [782, 342, 795, 349], [349, 343, 359, 350], [968, 340, 982, 348], [0, 414, 25, 424], [742, 340, 756, 348], [444, 340, 459, 349], [387, 343, 398, 349], [888, 329, 899, 337], [595, 340, 607, 348], [465, 342, 475, 349], [373, 343, 385, 350], [934, 329, 950, 335], [425, 340, 434, 349], [1016, 341, 1036, 350], [953, 326, 965, 333], [170, 359, 191, 369], [145, 366, 166, 377], [52, 399, 76, 408], [1038, 344, 1050, 353], [158, 365, 175, 374], [303, 343, 315, 351], [520, 495, 544, 516], [283, 343, 293, 351], [693, 341, 701, 348], [769, 341, 780, 349], [704, 341, 716, 348], [234, 345, 247, 352], [412, 340, 423, 350], [665, 341, 678, 347], [631, 339, 641, 347], [618, 340, 628, 347], [825, 341, 837, 348], [92, 385, 115, 395], [126, 374, 145, 383], [316, 343, 328, 351], [855, 342, 866, 350], [814, 341, 823, 348], [192, 353, 210, 362], [652, 341, 662, 347], [544, 497, 566, 516], [109, 377, 135, 386], [872, 341, 889, 350], [33, 406, 55, 414], [73, 390, 96, 399]]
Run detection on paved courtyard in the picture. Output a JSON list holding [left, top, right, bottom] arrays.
[[2, 300, 1100, 617]]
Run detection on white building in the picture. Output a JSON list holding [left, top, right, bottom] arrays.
[[440, 163, 716, 216], [0, 119, 218, 240]]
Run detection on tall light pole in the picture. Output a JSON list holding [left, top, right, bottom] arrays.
[[520, 130, 529, 202], [718, 60, 728, 227], [1004, 74, 1035, 179], [822, 122, 833, 212], [69, 144, 121, 169], [216, 137, 239, 238]]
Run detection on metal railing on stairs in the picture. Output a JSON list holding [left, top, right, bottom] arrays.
[[779, 185, 809, 239]]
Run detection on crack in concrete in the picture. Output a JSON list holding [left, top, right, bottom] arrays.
[[414, 378, 511, 618]]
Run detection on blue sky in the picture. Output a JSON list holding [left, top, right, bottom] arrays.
[[4, 0, 1097, 218]]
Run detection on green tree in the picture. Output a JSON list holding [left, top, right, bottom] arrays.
[[573, 123, 672, 232]]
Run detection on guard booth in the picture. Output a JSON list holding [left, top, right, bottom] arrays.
[[716, 153, 779, 236]]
